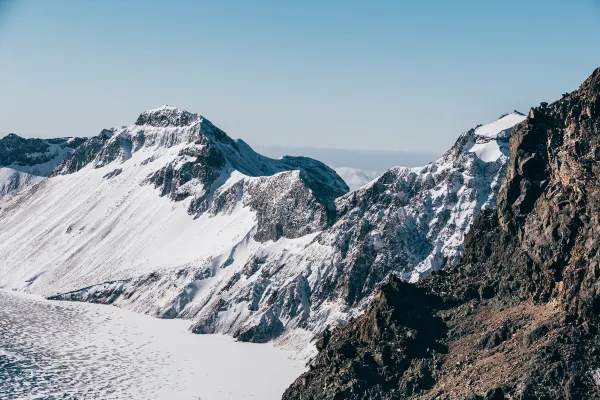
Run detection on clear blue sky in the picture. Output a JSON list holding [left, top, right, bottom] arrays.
[[1, 0, 599, 152]]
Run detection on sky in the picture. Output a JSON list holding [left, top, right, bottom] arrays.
[[1, 0, 600, 153]]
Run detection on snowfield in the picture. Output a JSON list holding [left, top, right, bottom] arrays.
[[0, 290, 305, 400], [0, 167, 45, 197]]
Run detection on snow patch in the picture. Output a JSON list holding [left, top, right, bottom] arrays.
[[474, 111, 526, 138]]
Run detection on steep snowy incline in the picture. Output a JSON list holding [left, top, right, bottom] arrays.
[[0, 168, 44, 197], [181, 111, 527, 347], [0, 107, 347, 312], [0, 134, 82, 196], [47, 112, 526, 352]]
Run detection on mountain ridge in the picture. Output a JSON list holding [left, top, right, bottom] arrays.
[[9, 107, 523, 353], [2, 105, 525, 359], [283, 66, 600, 399], [0, 134, 83, 196]]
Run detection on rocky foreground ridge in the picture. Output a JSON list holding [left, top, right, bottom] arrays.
[[283, 67, 600, 399]]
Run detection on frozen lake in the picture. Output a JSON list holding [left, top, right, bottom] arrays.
[[0, 290, 305, 399]]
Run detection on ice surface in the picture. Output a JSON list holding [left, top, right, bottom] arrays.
[[0, 290, 305, 399]]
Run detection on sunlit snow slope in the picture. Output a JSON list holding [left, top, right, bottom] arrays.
[[0, 108, 526, 352]]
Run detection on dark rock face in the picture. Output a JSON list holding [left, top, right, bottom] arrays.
[[52, 130, 116, 175], [284, 276, 445, 399], [283, 67, 600, 399], [0, 134, 82, 169], [135, 105, 198, 127], [246, 171, 337, 242], [0, 134, 53, 166]]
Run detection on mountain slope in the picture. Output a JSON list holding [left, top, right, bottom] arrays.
[[43, 110, 524, 351], [204, 111, 525, 342], [1, 105, 524, 356], [0, 107, 347, 308], [0, 134, 82, 196], [284, 67, 600, 399]]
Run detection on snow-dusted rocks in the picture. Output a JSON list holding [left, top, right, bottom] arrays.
[[186, 111, 527, 344], [0, 108, 526, 353], [54, 105, 347, 225], [0, 108, 346, 321], [330, 112, 527, 293], [0, 134, 82, 196]]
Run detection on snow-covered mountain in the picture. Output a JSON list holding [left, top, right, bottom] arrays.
[[0, 107, 347, 337], [183, 111, 526, 348], [0, 107, 525, 354], [0, 134, 82, 196]]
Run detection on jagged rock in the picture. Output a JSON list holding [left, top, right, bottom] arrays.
[[184, 109, 522, 345], [284, 67, 600, 399], [0, 134, 82, 196], [54, 105, 347, 227]]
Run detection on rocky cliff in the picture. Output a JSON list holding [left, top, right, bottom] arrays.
[[0, 134, 82, 196], [283, 67, 600, 399]]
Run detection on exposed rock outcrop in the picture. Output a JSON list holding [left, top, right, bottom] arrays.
[[283, 67, 600, 399], [0, 134, 82, 196]]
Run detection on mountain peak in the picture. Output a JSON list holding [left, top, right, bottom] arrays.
[[135, 105, 200, 127], [1, 133, 24, 141], [474, 111, 526, 139]]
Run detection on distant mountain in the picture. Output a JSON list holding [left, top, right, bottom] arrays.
[[256, 145, 440, 175], [0, 134, 83, 196], [0, 106, 347, 312], [284, 67, 600, 399]]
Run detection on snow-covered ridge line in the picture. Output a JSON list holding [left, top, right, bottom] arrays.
[[53, 107, 348, 211], [474, 110, 526, 138], [0, 107, 526, 356], [0, 134, 83, 197], [0, 106, 349, 347]]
